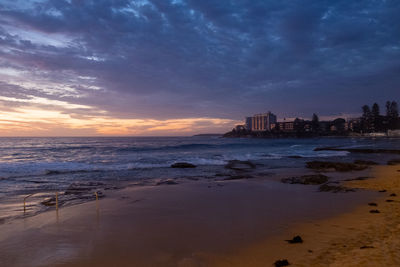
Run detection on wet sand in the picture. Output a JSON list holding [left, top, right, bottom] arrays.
[[208, 165, 400, 266], [0, 166, 397, 266]]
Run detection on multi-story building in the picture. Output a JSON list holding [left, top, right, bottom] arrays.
[[251, 112, 277, 131], [245, 117, 253, 131], [345, 118, 361, 132], [278, 120, 294, 132]]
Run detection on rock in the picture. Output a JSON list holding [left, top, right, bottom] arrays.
[[360, 245, 374, 249], [345, 176, 372, 181], [41, 197, 57, 206], [378, 189, 387, 193], [288, 155, 302, 159], [224, 160, 256, 171], [314, 147, 400, 155], [156, 179, 178, 185], [65, 185, 91, 195], [65, 182, 103, 195], [171, 162, 196, 168], [390, 193, 397, 197], [282, 174, 328, 185], [368, 202, 378, 206], [387, 159, 400, 165], [386, 199, 394, 202], [306, 161, 367, 172], [369, 209, 380, 213], [353, 160, 379, 165], [285, 235, 303, 244], [224, 174, 253, 180], [274, 259, 290, 267], [319, 183, 355, 193], [45, 170, 62, 175]]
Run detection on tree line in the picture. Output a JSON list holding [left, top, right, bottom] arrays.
[[361, 100, 399, 132]]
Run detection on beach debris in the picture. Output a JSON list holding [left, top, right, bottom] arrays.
[[285, 235, 303, 244], [386, 199, 394, 202], [306, 161, 367, 172], [390, 193, 397, 197], [387, 159, 400, 165], [224, 160, 256, 171], [369, 209, 380, 213], [319, 183, 355, 193], [274, 259, 290, 267], [360, 245, 374, 249], [353, 160, 379, 165], [171, 162, 196, 168], [378, 189, 387, 193], [308, 249, 313, 253], [282, 174, 328, 185], [368, 202, 378, 206], [156, 179, 178, 185]]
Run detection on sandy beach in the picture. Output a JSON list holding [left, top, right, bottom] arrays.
[[0, 163, 399, 266], [209, 164, 400, 267]]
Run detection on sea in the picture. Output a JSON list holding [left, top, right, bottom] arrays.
[[0, 136, 399, 222]]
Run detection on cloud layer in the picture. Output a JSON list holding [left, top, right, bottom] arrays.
[[0, 0, 399, 135]]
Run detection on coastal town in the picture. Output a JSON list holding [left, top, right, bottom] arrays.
[[225, 100, 400, 137]]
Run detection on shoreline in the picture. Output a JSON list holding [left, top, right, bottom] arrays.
[[223, 134, 400, 139], [1, 164, 395, 266], [207, 164, 400, 266]]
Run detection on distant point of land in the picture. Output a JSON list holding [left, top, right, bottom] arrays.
[[192, 134, 222, 137]]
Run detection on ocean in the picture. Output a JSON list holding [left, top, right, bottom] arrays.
[[0, 136, 398, 222]]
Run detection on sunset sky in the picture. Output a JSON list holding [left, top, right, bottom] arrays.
[[0, 0, 399, 136]]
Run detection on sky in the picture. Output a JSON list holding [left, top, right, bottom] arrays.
[[0, 0, 399, 136]]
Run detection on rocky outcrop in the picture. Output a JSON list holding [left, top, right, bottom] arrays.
[[319, 183, 355, 193], [387, 159, 400, 165], [288, 155, 302, 159], [223, 174, 254, 180], [224, 160, 256, 171], [314, 147, 400, 154], [306, 161, 368, 172], [353, 160, 378, 165], [156, 179, 178, 185], [171, 162, 196, 168], [281, 174, 329, 185], [65, 182, 105, 195]]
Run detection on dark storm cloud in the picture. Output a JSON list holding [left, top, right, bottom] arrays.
[[0, 0, 399, 120]]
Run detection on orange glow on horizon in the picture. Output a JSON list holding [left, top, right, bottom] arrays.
[[0, 107, 239, 136]]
